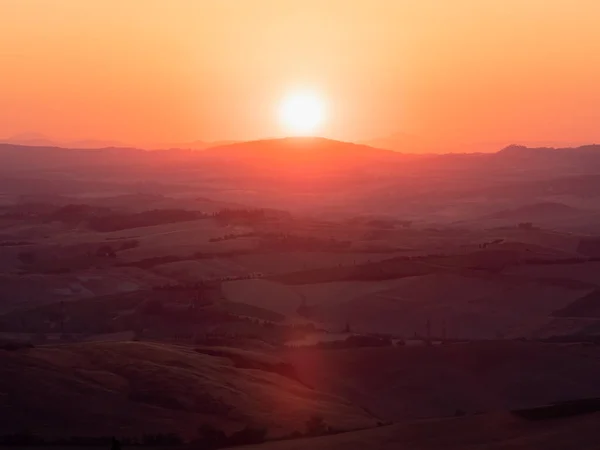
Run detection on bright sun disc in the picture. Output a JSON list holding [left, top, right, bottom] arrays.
[[279, 91, 326, 136]]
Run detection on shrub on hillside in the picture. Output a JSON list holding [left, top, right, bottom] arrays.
[[0, 340, 34, 351], [192, 424, 228, 449], [17, 251, 36, 265], [0, 433, 185, 447], [49, 204, 98, 223], [0, 431, 45, 445], [88, 209, 208, 232], [0, 240, 32, 246], [517, 222, 534, 230], [305, 415, 328, 436], [119, 239, 140, 251], [316, 335, 393, 349], [227, 426, 267, 446], [140, 299, 165, 315], [141, 432, 183, 446], [96, 244, 116, 258], [213, 208, 269, 224]]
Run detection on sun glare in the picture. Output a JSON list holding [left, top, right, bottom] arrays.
[[279, 91, 326, 136]]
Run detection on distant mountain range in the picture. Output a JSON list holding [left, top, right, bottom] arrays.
[[154, 140, 240, 150], [0, 133, 238, 151], [5, 131, 590, 154], [200, 137, 402, 165], [2, 137, 600, 173], [361, 132, 590, 154], [2, 137, 600, 225], [0, 133, 127, 149]]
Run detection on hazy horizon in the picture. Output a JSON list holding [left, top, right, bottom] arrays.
[[2, 130, 597, 154]]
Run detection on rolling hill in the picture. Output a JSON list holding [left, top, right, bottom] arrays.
[[200, 137, 399, 165], [0, 341, 376, 438], [234, 410, 600, 450], [3, 341, 600, 444], [285, 342, 600, 422]]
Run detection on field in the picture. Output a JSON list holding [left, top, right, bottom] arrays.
[[3, 210, 600, 341]]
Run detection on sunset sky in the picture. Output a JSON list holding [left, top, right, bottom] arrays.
[[2, 0, 600, 149]]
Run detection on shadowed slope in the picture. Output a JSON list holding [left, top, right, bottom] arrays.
[[0, 341, 376, 438], [234, 411, 600, 450]]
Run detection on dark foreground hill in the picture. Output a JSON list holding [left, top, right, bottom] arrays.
[[0, 341, 375, 438], [235, 411, 600, 450], [2, 341, 600, 441], [285, 342, 600, 421]]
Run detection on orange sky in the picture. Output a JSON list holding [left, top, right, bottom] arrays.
[[2, 0, 600, 149]]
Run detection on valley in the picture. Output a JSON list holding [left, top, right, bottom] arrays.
[[2, 140, 600, 448]]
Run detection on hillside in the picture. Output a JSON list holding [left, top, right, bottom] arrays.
[[3, 341, 600, 443], [0, 341, 376, 438], [200, 137, 399, 165], [2, 142, 600, 446], [488, 202, 581, 219], [0, 268, 173, 313], [312, 272, 589, 338], [235, 411, 600, 450], [552, 290, 600, 318], [285, 342, 600, 421], [462, 202, 598, 230], [3, 142, 600, 219]]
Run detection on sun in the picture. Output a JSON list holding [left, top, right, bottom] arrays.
[[278, 91, 326, 136]]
